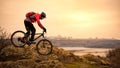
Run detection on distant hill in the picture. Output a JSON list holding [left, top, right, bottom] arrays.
[[50, 38, 120, 48]]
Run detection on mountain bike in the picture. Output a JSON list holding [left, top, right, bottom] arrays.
[[11, 30, 53, 55]]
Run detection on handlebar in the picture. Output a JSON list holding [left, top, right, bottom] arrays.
[[42, 31, 47, 38]]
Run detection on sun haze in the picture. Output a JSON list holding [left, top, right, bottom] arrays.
[[0, 0, 120, 39]]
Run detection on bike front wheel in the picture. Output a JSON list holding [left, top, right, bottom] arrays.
[[36, 39, 53, 55], [11, 30, 26, 47]]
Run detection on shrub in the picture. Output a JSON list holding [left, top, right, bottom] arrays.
[[82, 54, 109, 65], [0, 27, 11, 50], [107, 48, 120, 68]]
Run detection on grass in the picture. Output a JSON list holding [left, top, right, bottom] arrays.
[[65, 62, 109, 68], [65, 62, 97, 68]]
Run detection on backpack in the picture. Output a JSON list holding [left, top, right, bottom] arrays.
[[26, 12, 36, 18]]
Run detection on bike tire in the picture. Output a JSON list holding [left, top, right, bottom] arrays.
[[11, 30, 26, 47], [36, 39, 53, 55]]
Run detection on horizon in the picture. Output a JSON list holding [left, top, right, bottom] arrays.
[[47, 35, 120, 40], [0, 0, 120, 39]]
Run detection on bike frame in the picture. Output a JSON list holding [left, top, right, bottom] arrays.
[[33, 31, 45, 41]]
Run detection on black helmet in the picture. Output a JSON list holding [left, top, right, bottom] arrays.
[[41, 12, 46, 18]]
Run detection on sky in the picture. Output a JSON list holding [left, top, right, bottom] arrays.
[[0, 0, 120, 39]]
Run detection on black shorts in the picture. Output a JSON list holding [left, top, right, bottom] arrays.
[[24, 20, 36, 41]]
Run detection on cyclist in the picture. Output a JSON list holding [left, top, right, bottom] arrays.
[[24, 11, 46, 43]]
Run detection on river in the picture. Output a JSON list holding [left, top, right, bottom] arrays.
[[59, 47, 112, 57]]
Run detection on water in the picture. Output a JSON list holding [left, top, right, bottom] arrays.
[[59, 47, 111, 57]]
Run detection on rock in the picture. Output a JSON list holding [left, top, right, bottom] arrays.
[[0, 45, 66, 68], [0, 45, 33, 61]]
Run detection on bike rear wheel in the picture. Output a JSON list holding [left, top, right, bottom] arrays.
[[11, 31, 26, 47], [36, 39, 53, 55]]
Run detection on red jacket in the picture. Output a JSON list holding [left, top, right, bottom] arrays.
[[25, 12, 44, 29]]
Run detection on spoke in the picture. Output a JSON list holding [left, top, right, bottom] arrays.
[[37, 40, 52, 55], [11, 31, 26, 47]]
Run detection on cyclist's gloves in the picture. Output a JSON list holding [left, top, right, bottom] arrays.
[[43, 27, 46, 33]]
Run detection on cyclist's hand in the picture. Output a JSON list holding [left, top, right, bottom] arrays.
[[43, 27, 46, 33]]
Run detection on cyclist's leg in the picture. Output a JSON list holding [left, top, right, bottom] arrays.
[[27, 23, 36, 44], [29, 24, 36, 41], [24, 20, 36, 44], [24, 20, 31, 37]]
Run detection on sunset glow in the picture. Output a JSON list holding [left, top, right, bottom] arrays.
[[0, 0, 120, 39]]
